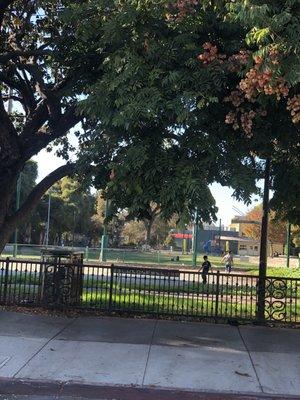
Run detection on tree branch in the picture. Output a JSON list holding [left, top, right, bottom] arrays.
[[0, 92, 19, 144], [21, 103, 81, 159], [7, 163, 76, 229], [0, 0, 15, 27], [0, 69, 37, 113], [0, 49, 52, 63]]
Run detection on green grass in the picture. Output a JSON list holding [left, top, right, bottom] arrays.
[[81, 290, 299, 322], [2, 250, 299, 281], [247, 267, 300, 278], [81, 291, 256, 319], [1, 281, 299, 322], [2, 247, 298, 273]]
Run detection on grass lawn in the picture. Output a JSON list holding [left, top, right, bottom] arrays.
[[81, 289, 299, 323], [1, 250, 299, 278], [247, 267, 300, 278]]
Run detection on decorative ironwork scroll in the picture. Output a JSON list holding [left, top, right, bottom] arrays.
[[42, 264, 82, 306], [265, 278, 287, 321]]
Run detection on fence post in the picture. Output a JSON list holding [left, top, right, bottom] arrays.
[[85, 246, 89, 262], [215, 271, 220, 322], [108, 264, 115, 311], [3, 257, 10, 304]]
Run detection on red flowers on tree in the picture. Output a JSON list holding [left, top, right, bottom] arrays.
[[197, 42, 297, 136], [166, 0, 198, 22], [287, 95, 300, 124]]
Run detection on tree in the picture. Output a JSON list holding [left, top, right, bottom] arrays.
[[225, 0, 300, 223], [193, 1, 299, 318], [0, 0, 107, 251], [86, 136, 219, 244], [122, 220, 146, 246], [151, 213, 178, 247], [75, 0, 262, 224], [91, 191, 126, 247], [243, 204, 287, 249], [291, 226, 300, 249], [227, 1, 300, 86], [25, 177, 96, 246], [2, 0, 299, 253]]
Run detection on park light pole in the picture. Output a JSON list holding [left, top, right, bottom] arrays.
[[45, 192, 51, 247], [13, 175, 22, 257], [72, 209, 76, 248], [100, 199, 109, 262], [192, 208, 199, 267], [100, 170, 115, 262], [286, 222, 291, 268], [218, 218, 222, 251]]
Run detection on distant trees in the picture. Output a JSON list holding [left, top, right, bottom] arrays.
[[16, 177, 96, 246], [122, 221, 146, 246], [291, 226, 300, 249], [243, 204, 286, 250]]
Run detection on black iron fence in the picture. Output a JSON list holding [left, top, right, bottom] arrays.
[[0, 258, 299, 325]]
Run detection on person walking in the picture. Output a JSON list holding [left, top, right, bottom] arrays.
[[199, 255, 212, 284], [222, 250, 234, 273]]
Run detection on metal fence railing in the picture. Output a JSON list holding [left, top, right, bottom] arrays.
[[0, 258, 299, 325], [3, 243, 300, 268], [2, 244, 192, 265]]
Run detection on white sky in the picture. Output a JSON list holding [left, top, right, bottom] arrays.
[[33, 144, 261, 227]]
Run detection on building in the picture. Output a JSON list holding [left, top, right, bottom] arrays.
[[227, 216, 284, 256], [170, 228, 239, 254], [171, 218, 284, 256]]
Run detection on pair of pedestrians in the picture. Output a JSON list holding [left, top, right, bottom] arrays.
[[198, 251, 234, 284]]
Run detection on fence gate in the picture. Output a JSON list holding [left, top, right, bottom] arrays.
[[265, 277, 298, 323], [41, 263, 83, 307]]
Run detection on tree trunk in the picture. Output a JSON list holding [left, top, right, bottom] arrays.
[[257, 158, 271, 322], [0, 163, 75, 254], [144, 219, 153, 246]]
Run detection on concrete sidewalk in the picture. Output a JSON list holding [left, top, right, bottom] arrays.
[[0, 311, 299, 399]]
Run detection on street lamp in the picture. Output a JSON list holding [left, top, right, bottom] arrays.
[[100, 199, 109, 262], [13, 175, 22, 258], [286, 222, 291, 268], [192, 208, 199, 267], [100, 170, 115, 262], [45, 192, 51, 247]]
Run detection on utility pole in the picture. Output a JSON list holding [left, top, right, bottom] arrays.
[[257, 158, 271, 322], [45, 193, 51, 247], [286, 222, 291, 268], [192, 208, 199, 267], [100, 199, 109, 262]]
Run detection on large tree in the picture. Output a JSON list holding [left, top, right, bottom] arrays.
[[76, 0, 259, 229], [2, 0, 299, 254], [225, 0, 300, 223], [0, 0, 106, 251]]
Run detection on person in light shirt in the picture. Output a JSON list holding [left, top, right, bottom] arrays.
[[222, 250, 234, 273]]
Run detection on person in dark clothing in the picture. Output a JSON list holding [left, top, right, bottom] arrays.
[[199, 255, 211, 284]]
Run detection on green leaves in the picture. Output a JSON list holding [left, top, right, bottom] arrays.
[[246, 27, 270, 45]]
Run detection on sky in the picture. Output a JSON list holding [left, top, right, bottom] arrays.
[[33, 145, 261, 227]]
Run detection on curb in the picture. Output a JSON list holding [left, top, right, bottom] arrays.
[[0, 378, 299, 400]]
